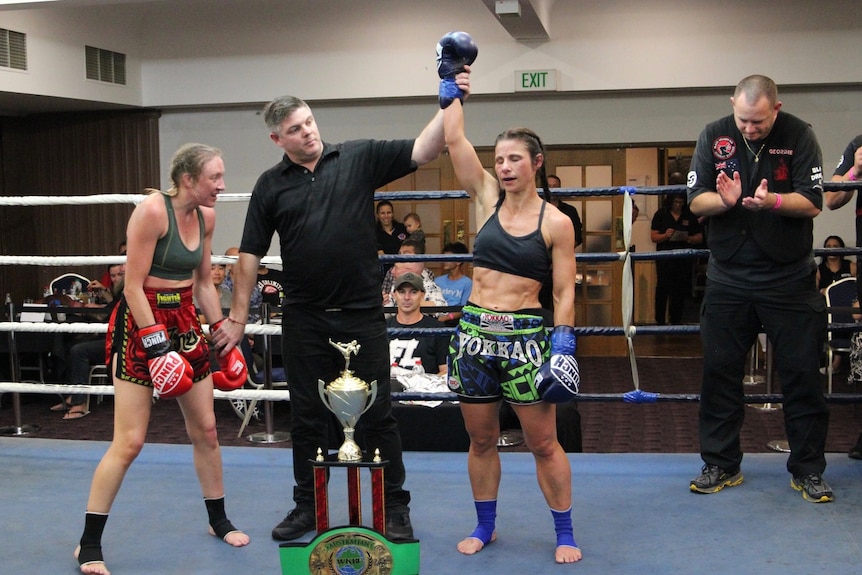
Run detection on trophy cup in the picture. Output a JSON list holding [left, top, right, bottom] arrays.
[[280, 339, 419, 575], [318, 339, 378, 462]]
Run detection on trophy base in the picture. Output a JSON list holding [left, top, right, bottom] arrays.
[[280, 525, 419, 575]]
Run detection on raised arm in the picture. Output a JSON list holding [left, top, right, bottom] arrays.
[[443, 97, 498, 227], [412, 69, 472, 166]]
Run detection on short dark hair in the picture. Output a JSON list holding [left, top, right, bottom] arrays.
[[443, 241, 469, 254], [400, 238, 425, 254]]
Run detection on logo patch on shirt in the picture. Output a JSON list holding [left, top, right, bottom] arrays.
[[712, 136, 736, 161]]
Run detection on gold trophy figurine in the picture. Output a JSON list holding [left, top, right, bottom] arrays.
[[318, 339, 378, 462]]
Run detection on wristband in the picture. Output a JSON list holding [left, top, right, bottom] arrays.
[[771, 193, 782, 211], [849, 170, 858, 182], [227, 317, 246, 327]]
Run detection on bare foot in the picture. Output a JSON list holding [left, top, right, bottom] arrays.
[[209, 526, 250, 547], [555, 544, 582, 564], [456, 532, 496, 555], [74, 545, 110, 575]]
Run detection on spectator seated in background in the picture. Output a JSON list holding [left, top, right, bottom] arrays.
[[256, 263, 286, 315], [221, 246, 263, 323], [386, 272, 448, 375], [50, 263, 125, 419], [816, 235, 856, 293], [98, 239, 127, 290], [382, 238, 447, 308], [435, 241, 472, 326]]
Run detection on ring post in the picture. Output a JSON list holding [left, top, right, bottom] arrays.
[[247, 303, 290, 444], [0, 301, 40, 436]]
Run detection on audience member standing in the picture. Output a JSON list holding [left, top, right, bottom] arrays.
[[376, 200, 408, 255], [824, 134, 862, 301], [650, 193, 703, 325]]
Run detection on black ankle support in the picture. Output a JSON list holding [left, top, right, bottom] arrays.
[[204, 496, 237, 539], [78, 512, 108, 566], [77, 544, 104, 566], [210, 517, 239, 540]]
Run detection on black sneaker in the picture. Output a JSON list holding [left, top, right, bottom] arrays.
[[385, 507, 414, 541], [271, 507, 316, 541], [848, 433, 862, 460], [690, 464, 743, 494], [791, 473, 834, 503]]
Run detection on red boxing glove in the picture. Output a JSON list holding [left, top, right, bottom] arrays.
[[211, 346, 248, 391], [139, 324, 193, 399]]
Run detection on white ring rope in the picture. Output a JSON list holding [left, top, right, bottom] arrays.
[[0, 255, 284, 267], [0, 192, 254, 207], [0, 320, 283, 336], [0, 380, 292, 402]]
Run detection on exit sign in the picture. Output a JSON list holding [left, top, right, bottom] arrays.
[[515, 69, 559, 92]]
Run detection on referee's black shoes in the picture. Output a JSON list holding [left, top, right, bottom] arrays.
[[385, 506, 414, 540], [271, 507, 315, 541]]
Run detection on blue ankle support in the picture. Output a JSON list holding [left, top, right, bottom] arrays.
[[550, 507, 577, 548], [469, 499, 497, 544]]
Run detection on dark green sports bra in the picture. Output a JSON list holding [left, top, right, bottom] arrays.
[[149, 193, 204, 281]]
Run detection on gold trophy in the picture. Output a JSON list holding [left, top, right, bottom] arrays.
[[318, 339, 378, 462]]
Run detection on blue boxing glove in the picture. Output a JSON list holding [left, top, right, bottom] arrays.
[[436, 31, 477, 108], [535, 326, 580, 403]]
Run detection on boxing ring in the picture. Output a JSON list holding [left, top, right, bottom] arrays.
[[3, 185, 862, 574]]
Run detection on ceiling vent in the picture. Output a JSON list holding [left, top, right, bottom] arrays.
[[0, 28, 27, 71], [85, 45, 126, 85]]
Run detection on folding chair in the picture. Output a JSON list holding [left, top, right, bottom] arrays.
[[824, 277, 857, 393]]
